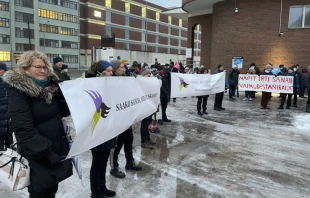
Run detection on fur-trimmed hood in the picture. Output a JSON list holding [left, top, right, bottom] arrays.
[[3, 70, 60, 104]]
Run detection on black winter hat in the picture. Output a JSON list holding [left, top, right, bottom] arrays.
[[132, 61, 138, 68], [218, 64, 223, 69], [53, 57, 63, 65], [0, 62, 7, 71]]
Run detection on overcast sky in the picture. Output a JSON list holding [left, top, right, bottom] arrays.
[[146, 0, 181, 8]]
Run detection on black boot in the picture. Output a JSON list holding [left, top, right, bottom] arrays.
[[101, 187, 116, 197], [126, 161, 142, 171], [110, 168, 126, 179], [278, 105, 284, 110], [91, 193, 105, 198], [306, 104, 310, 113], [162, 117, 171, 122], [286, 106, 290, 109], [197, 111, 203, 116], [202, 110, 208, 115], [173, 98, 176, 102]]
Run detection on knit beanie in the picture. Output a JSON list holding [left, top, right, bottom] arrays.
[[101, 61, 111, 71], [266, 64, 273, 70], [132, 61, 138, 68], [53, 57, 63, 65], [110, 60, 122, 72], [0, 62, 7, 71], [218, 64, 223, 69], [141, 68, 151, 76]]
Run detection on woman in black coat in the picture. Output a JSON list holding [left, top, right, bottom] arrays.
[[4, 51, 73, 197], [85, 60, 117, 198], [197, 68, 210, 115]]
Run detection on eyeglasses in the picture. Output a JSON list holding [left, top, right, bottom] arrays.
[[31, 65, 48, 71]]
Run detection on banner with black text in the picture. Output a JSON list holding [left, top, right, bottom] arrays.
[[59, 77, 161, 158]]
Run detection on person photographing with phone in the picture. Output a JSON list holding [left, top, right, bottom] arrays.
[[53, 57, 70, 81]]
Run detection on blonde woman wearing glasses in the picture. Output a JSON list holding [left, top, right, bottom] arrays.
[[4, 51, 72, 198]]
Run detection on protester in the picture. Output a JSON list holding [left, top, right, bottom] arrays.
[[110, 60, 142, 179], [139, 68, 157, 149], [193, 67, 199, 74], [278, 67, 300, 110], [159, 65, 172, 122], [279, 64, 288, 76], [197, 68, 209, 115], [243, 67, 255, 101], [228, 65, 240, 101], [0, 62, 13, 151], [171, 62, 179, 103], [85, 60, 116, 198], [128, 61, 139, 77], [53, 57, 70, 81], [249, 62, 260, 75], [260, 64, 273, 109], [4, 51, 73, 197], [292, 66, 300, 107], [304, 66, 310, 112], [300, 68, 308, 98], [184, 66, 190, 74], [214, 64, 226, 111]]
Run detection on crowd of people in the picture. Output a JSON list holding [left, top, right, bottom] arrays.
[[0, 50, 309, 198]]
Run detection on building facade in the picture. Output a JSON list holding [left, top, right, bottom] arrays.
[[0, 0, 80, 68], [178, 0, 310, 72], [80, 0, 192, 67]]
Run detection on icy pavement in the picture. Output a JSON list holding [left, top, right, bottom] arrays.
[[1, 93, 310, 198]]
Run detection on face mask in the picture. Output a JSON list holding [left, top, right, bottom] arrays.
[[265, 70, 270, 73], [294, 68, 297, 72], [280, 68, 283, 70]]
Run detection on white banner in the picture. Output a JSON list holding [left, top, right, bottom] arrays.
[[238, 75, 294, 94], [171, 73, 226, 98], [59, 77, 161, 158]]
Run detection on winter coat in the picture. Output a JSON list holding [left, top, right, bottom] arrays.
[[4, 71, 73, 192], [85, 74, 117, 152], [160, 69, 171, 100], [53, 66, 70, 81], [287, 73, 300, 91], [0, 77, 13, 151], [228, 69, 240, 86], [260, 70, 274, 76], [303, 73, 310, 91], [296, 69, 302, 87]]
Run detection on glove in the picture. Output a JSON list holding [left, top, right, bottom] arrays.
[[47, 152, 61, 167]]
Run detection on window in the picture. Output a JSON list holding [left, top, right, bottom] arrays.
[[40, 39, 59, 48], [178, 49, 181, 55], [179, 19, 182, 27], [94, 10, 101, 18], [15, 0, 33, 8], [106, 0, 111, 8], [106, 11, 111, 22], [156, 12, 160, 21], [106, 25, 111, 35], [39, 0, 57, 5], [142, 7, 146, 17], [156, 35, 159, 43], [0, 35, 10, 44], [168, 37, 170, 45], [62, 55, 78, 63], [46, 54, 59, 63], [168, 27, 171, 35], [178, 39, 181, 47], [0, 18, 9, 27], [142, 20, 146, 29], [60, 0, 78, 10], [0, 1, 9, 11], [40, 24, 59, 33], [289, 6, 310, 28], [15, 27, 34, 38], [156, 24, 160, 32], [60, 27, 78, 35], [141, 45, 145, 51], [61, 41, 78, 49], [168, 16, 172, 24], [16, 43, 34, 51], [60, 13, 78, 23], [125, 16, 130, 26], [155, 46, 158, 53], [141, 32, 145, 42], [167, 48, 170, 54], [125, 3, 130, 13], [15, 12, 34, 23], [125, 29, 130, 40], [0, 51, 10, 61], [179, 29, 181, 37], [195, 41, 199, 49], [38, 9, 58, 20], [125, 43, 130, 50]]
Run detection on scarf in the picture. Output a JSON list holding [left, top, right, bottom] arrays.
[[32, 77, 50, 88]]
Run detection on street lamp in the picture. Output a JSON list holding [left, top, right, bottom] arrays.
[[43, 21, 50, 52]]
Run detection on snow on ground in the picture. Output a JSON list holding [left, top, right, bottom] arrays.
[[1, 93, 310, 198]]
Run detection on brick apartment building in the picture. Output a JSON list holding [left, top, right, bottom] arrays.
[[80, 0, 192, 67], [166, 0, 310, 72]]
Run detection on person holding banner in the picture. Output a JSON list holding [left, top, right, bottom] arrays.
[[214, 65, 226, 111], [160, 66, 172, 122], [260, 64, 273, 109], [110, 60, 142, 179], [4, 51, 73, 197], [303, 66, 310, 112], [278, 67, 300, 110], [228, 65, 240, 101], [197, 68, 210, 115], [85, 60, 117, 198], [243, 67, 255, 101]]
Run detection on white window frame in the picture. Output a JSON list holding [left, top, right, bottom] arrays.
[[289, 5, 310, 28]]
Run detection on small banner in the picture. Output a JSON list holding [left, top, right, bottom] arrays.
[[171, 73, 226, 98], [238, 74, 294, 93], [59, 77, 161, 158]]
